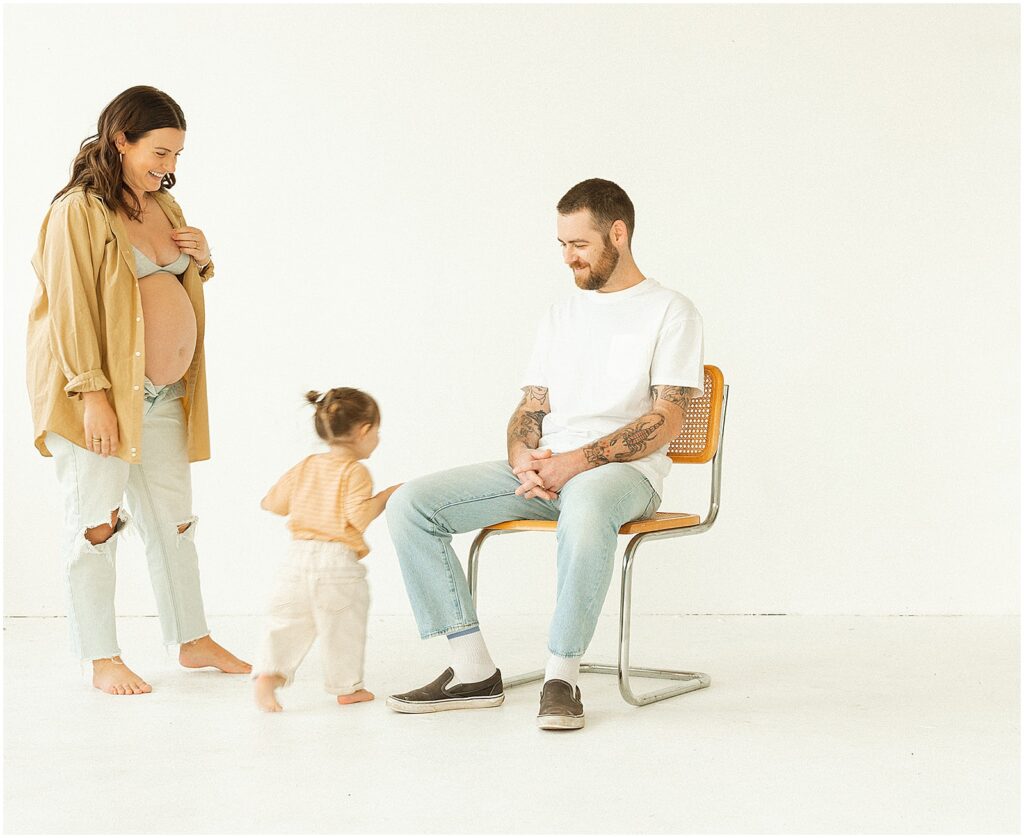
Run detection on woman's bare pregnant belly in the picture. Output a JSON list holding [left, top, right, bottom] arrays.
[[139, 272, 198, 386]]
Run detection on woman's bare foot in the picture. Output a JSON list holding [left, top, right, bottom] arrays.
[[92, 657, 152, 695], [337, 689, 374, 705], [254, 674, 286, 712], [178, 634, 252, 673]]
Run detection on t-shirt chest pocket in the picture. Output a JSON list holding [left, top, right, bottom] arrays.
[[606, 334, 650, 381]]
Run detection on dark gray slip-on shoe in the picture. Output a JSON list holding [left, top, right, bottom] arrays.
[[386, 667, 504, 713], [536, 679, 585, 730]]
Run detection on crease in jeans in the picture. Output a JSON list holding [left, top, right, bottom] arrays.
[[427, 488, 524, 535], [433, 537, 466, 625], [134, 466, 183, 643]]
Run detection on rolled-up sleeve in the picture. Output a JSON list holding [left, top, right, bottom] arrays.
[[198, 257, 214, 282], [38, 198, 112, 397]]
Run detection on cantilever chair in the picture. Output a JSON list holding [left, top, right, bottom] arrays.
[[467, 365, 729, 706]]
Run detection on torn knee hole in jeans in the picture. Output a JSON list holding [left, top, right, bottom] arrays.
[[176, 515, 199, 541], [78, 509, 130, 551]]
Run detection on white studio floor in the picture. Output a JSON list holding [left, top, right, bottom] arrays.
[[3, 613, 1019, 834]]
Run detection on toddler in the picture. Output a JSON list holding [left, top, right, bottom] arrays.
[[253, 387, 400, 712]]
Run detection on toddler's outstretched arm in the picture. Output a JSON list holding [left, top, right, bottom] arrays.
[[360, 483, 403, 524], [346, 475, 403, 535]]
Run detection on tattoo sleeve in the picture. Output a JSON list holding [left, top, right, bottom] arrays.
[[649, 385, 694, 412], [582, 386, 691, 467], [507, 385, 550, 453], [582, 413, 667, 466]]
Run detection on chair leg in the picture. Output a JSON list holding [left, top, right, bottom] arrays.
[[468, 529, 710, 705], [610, 535, 710, 706], [466, 529, 493, 609]]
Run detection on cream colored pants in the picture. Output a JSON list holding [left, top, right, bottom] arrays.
[[256, 539, 369, 695]]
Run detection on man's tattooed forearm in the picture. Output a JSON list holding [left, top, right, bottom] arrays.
[[582, 413, 667, 466], [612, 414, 667, 456]]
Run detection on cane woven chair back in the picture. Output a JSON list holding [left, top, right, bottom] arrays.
[[667, 365, 724, 465]]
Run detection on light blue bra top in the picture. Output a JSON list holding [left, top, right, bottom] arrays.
[[132, 245, 190, 279]]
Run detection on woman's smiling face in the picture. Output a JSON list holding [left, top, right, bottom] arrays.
[[117, 127, 185, 196]]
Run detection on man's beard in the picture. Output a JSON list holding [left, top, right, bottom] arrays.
[[573, 234, 620, 290]]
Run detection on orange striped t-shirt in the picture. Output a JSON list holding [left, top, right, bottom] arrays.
[[261, 452, 375, 558]]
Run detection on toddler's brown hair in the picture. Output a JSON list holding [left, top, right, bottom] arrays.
[[305, 387, 380, 442]]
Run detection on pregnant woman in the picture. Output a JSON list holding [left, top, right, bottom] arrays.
[[27, 85, 250, 695]]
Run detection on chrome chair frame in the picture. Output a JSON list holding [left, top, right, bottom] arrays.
[[466, 384, 729, 707]]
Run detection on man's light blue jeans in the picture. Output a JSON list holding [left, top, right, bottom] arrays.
[[386, 460, 660, 658]]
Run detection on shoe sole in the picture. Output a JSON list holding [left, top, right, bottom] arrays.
[[536, 713, 585, 730], [386, 693, 505, 713]]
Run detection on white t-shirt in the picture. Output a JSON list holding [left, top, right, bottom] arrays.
[[521, 278, 704, 498]]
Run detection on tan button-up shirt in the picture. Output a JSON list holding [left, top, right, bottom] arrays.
[[27, 187, 214, 463]]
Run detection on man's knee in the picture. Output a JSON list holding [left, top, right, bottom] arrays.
[[385, 481, 420, 526], [386, 462, 509, 532]]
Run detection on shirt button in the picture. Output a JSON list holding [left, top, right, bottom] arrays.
[[136, 317, 141, 322], [135, 351, 141, 357], [130, 448, 137, 455], [134, 385, 140, 391]]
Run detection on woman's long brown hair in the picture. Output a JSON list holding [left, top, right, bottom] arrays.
[[53, 85, 186, 222]]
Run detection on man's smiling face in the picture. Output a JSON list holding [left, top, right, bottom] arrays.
[[557, 210, 620, 291]]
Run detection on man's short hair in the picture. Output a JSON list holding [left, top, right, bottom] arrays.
[[557, 179, 635, 246]]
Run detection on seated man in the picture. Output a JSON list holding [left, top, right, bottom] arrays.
[[386, 178, 704, 731]]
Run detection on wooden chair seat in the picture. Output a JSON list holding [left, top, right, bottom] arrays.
[[483, 511, 702, 535]]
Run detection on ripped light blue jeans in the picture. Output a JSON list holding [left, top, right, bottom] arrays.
[[46, 378, 209, 660], [386, 460, 660, 658]]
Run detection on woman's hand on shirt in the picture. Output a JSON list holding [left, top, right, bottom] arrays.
[[170, 226, 211, 266], [82, 390, 119, 457]]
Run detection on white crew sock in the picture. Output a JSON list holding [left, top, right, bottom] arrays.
[[447, 627, 497, 685], [544, 653, 581, 689]]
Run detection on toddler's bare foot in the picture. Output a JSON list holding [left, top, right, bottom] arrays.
[[92, 657, 152, 695], [179, 634, 252, 673], [337, 689, 374, 705], [254, 674, 286, 712]]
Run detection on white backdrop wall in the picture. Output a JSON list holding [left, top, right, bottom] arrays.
[[3, 4, 1019, 622]]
